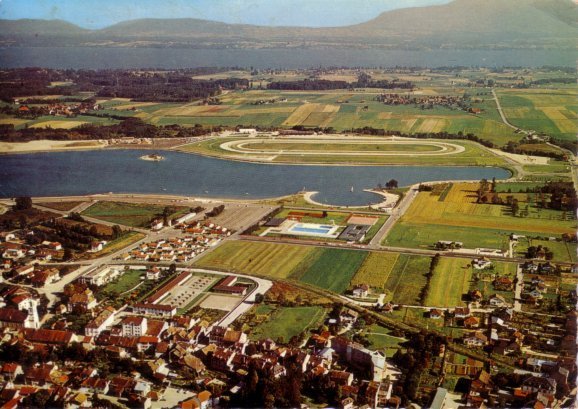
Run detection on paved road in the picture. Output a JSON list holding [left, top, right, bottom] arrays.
[[513, 264, 524, 312], [368, 185, 419, 249], [492, 89, 527, 134]]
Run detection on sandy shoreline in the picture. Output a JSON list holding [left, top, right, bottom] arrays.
[[303, 190, 398, 210], [0, 140, 107, 154]]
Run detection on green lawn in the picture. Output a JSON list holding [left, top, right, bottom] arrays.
[[297, 248, 368, 293], [82, 201, 188, 228], [363, 324, 407, 352], [100, 270, 143, 296], [384, 222, 553, 252], [249, 306, 327, 343]]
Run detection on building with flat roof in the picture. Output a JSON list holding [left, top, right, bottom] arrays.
[[338, 224, 371, 242]]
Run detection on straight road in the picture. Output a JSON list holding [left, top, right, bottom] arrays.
[[368, 185, 419, 249]]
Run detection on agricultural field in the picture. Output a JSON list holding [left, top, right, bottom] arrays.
[[351, 251, 400, 290], [384, 254, 431, 305], [386, 222, 538, 251], [248, 305, 327, 343], [386, 182, 576, 252], [297, 248, 368, 293], [37, 201, 86, 211], [496, 88, 578, 141], [425, 257, 472, 308], [193, 241, 320, 279], [82, 201, 188, 228]]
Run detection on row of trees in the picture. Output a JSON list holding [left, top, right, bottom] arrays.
[[268, 76, 413, 91]]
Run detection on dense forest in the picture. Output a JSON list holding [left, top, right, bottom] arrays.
[[268, 74, 413, 91], [0, 68, 248, 102]]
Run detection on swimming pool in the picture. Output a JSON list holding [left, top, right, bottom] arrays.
[[286, 223, 340, 237]]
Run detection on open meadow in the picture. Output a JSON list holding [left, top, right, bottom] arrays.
[[82, 201, 189, 228], [351, 251, 400, 290], [496, 88, 578, 142], [193, 241, 319, 279], [249, 305, 327, 342], [424, 257, 472, 308], [385, 182, 576, 253]]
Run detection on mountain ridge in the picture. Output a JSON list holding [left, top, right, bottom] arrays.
[[0, 0, 576, 49]]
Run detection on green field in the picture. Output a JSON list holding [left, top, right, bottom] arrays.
[[297, 248, 368, 293], [249, 306, 327, 342], [82, 201, 188, 228], [496, 89, 577, 142], [351, 251, 400, 289], [385, 222, 512, 250], [193, 241, 319, 279], [363, 324, 407, 352], [100, 270, 143, 296], [179, 137, 509, 167], [425, 257, 472, 307], [385, 254, 431, 305]]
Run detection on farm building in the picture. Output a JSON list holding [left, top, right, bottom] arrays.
[[338, 224, 371, 242]]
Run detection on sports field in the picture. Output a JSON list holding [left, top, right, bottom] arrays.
[[180, 136, 508, 167], [249, 306, 327, 342], [425, 257, 472, 307], [351, 251, 400, 289]]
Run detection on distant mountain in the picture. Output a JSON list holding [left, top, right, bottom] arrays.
[[0, 19, 88, 36], [1, 0, 576, 49]]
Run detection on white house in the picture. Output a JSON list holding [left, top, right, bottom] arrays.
[[121, 316, 148, 337]]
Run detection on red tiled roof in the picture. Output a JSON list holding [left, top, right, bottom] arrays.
[[0, 308, 27, 324]]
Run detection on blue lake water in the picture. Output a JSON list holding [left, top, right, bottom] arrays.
[[0, 47, 574, 69], [0, 149, 511, 206]]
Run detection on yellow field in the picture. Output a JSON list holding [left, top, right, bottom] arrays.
[[29, 120, 88, 129], [193, 241, 317, 279], [351, 252, 399, 289], [402, 182, 575, 234], [19, 94, 62, 100], [417, 118, 447, 133], [0, 118, 30, 126], [401, 118, 418, 131], [161, 105, 239, 117], [282, 103, 322, 126], [425, 257, 472, 307], [114, 102, 159, 110], [540, 107, 577, 133], [238, 107, 296, 115], [378, 112, 393, 119]]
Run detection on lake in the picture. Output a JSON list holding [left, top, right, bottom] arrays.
[[0, 149, 511, 206], [0, 47, 574, 69]]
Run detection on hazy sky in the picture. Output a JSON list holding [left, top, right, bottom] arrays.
[[0, 0, 451, 28]]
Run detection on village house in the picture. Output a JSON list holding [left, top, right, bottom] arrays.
[[132, 302, 177, 318], [79, 266, 122, 287], [472, 258, 492, 270], [463, 332, 488, 348], [85, 307, 117, 337], [68, 289, 98, 312], [121, 316, 148, 337], [352, 284, 370, 298], [489, 294, 507, 308]]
